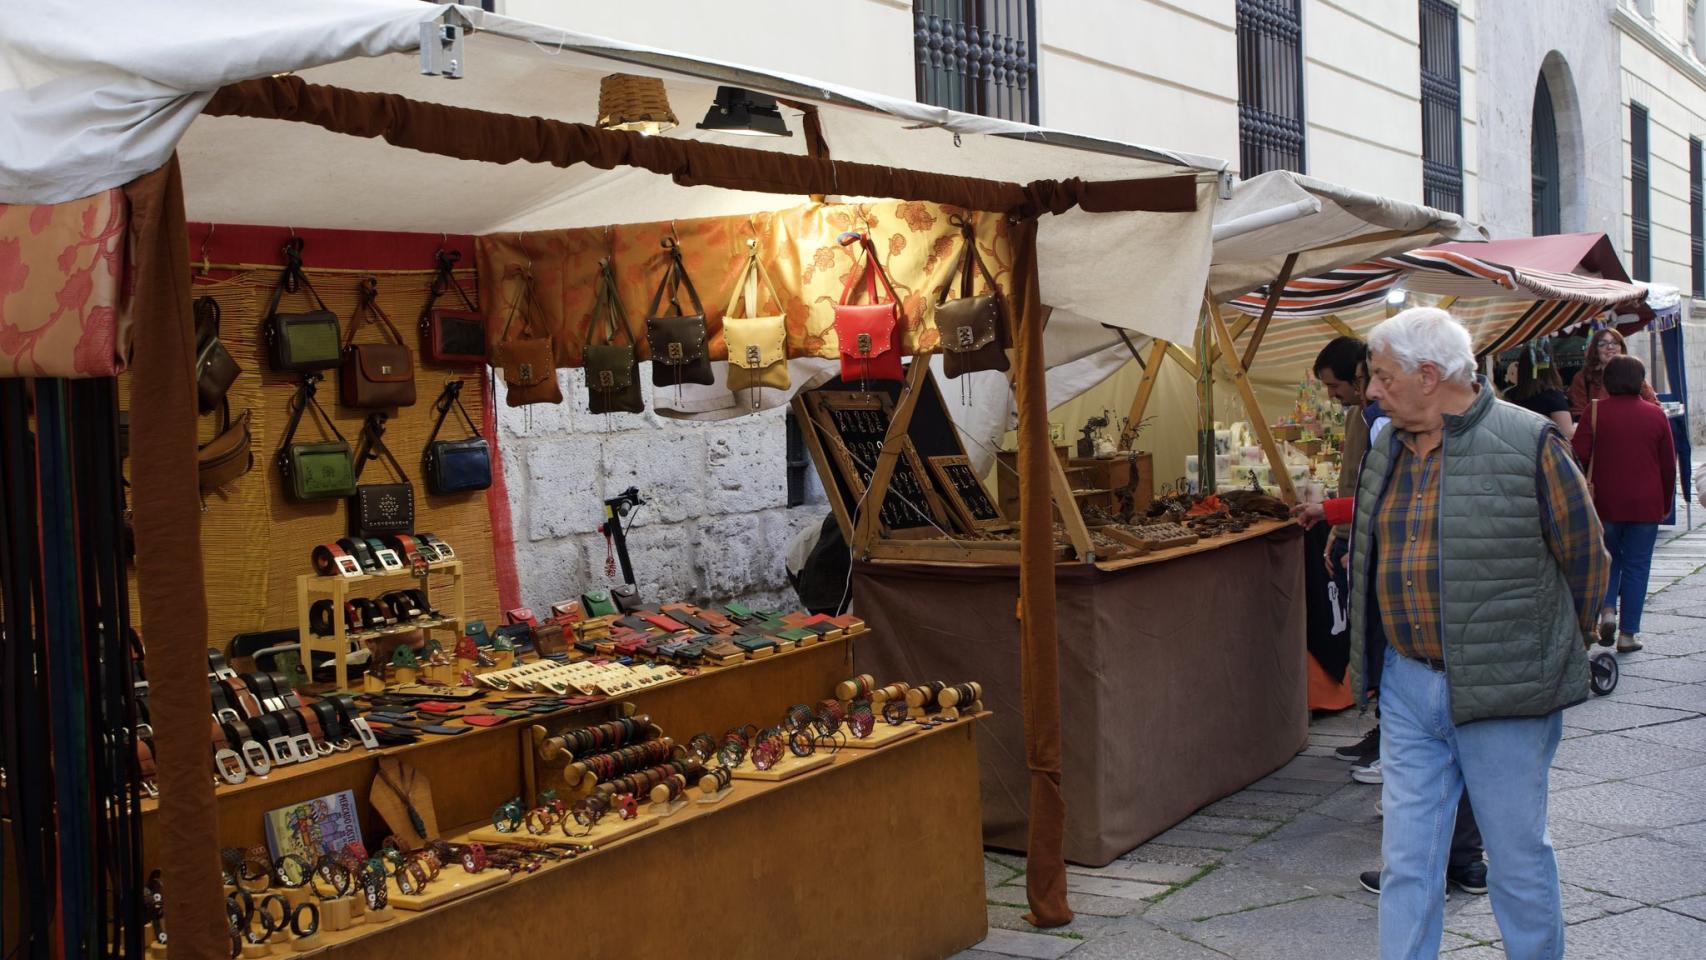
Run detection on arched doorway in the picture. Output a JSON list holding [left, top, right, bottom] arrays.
[[1533, 74, 1560, 235], [1533, 52, 1586, 235]]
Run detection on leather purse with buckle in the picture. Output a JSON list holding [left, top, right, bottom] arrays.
[[276, 376, 356, 502], [832, 232, 904, 385], [644, 238, 714, 390], [263, 237, 343, 373], [584, 257, 644, 415], [422, 379, 492, 494], [419, 248, 487, 365], [722, 242, 789, 406], [199, 399, 253, 492], [349, 413, 414, 536], [339, 277, 416, 409], [933, 216, 1010, 380], [493, 264, 562, 407]]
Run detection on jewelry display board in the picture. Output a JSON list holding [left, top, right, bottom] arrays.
[[801, 389, 949, 537], [927, 455, 1005, 532]]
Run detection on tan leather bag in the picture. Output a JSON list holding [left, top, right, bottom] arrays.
[[933, 217, 1010, 379], [493, 265, 562, 407], [722, 244, 789, 405]]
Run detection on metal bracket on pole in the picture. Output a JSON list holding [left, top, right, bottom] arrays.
[[420, 6, 474, 79]]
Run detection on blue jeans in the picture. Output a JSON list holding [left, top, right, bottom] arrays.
[[1602, 521, 1659, 634], [1379, 646, 1565, 960]]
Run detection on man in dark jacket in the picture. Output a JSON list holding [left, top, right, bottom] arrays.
[[1350, 308, 1609, 960]]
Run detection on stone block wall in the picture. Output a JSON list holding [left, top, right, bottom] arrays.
[[495, 368, 829, 612]]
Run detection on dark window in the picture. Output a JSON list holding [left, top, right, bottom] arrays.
[[914, 0, 1037, 122], [1419, 0, 1463, 213], [1632, 102, 1651, 282], [785, 411, 809, 508], [1692, 136, 1704, 296], [1237, 0, 1306, 176], [1532, 74, 1561, 235]]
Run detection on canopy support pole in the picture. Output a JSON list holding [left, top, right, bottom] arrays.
[[1120, 339, 1170, 451], [1207, 294, 1297, 503], [1241, 252, 1298, 372]]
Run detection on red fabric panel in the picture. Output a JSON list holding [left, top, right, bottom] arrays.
[[187, 221, 476, 273], [481, 374, 522, 612]]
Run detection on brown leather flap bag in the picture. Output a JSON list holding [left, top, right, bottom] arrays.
[[934, 217, 1010, 379], [585, 258, 643, 414], [339, 277, 417, 408], [495, 264, 563, 407]]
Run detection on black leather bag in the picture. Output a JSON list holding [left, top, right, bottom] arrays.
[[423, 380, 492, 494], [585, 258, 645, 415], [934, 217, 1010, 379], [263, 238, 343, 373], [194, 295, 240, 412], [349, 413, 415, 536], [644, 239, 713, 388]]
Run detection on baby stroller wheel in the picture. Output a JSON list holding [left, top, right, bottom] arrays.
[[1589, 650, 1619, 697]]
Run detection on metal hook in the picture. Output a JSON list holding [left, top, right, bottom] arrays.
[[198, 223, 214, 276]]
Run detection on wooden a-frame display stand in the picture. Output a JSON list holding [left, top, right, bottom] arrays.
[[793, 360, 1098, 564]]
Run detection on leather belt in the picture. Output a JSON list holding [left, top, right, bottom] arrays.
[[418, 532, 453, 560], [1408, 654, 1447, 673], [385, 534, 425, 573], [336, 537, 379, 574], [365, 537, 404, 572], [220, 677, 262, 718], [207, 646, 239, 681]]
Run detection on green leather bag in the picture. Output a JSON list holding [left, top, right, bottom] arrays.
[[277, 377, 356, 501], [580, 591, 618, 618]]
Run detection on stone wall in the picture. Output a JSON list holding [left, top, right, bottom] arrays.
[[495, 368, 829, 612]]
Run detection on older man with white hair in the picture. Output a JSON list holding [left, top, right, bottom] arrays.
[[1347, 308, 1608, 960]]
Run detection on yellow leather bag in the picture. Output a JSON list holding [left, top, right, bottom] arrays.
[[722, 244, 790, 404]]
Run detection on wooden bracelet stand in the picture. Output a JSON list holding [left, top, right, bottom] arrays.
[[147, 941, 168, 960], [387, 870, 508, 912], [729, 752, 832, 782], [279, 886, 313, 911], [239, 940, 272, 958], [365, 903, 395, 924], [319, 896, 357, 932], [648, 783, 689, 818], [696, 773, 735, 805], [835, 674, 876, 702], [835, 721, 918, 750], [289, 930, 323, 953]]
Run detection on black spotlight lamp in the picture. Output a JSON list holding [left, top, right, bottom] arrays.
[[697, 86, 793, 138]]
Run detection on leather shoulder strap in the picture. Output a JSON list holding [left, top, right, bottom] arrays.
[[345, 278, 405, 347], [840, 234, 898, 306], [724, 246, 782, 319], [591, 259, 632, 346], [195, 295, 221, 345], [353, 413, 409, 482], [426, 380, 482, 446], [266, 237, 331, 318], [499, 265, 538, 342], [278, 377, 346, 450], [646, 241, 706, 319], [423, 249, 478, 315]]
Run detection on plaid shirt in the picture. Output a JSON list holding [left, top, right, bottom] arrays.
[[1374, 430, 1609, 663]]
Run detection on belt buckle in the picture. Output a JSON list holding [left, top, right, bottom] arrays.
[[260, 695, 288, 713], [209, 666, 238, 682], [955, 325, 975, 350], [290, 733, 318, 760], [214, 749, 247, 785], [266, 736, 299, 765], [135, 722, 155, 741], [666, 342, 684, 362], [215, 707, 242, 725], [240, 741, 272, 776], [349, 718, 380, 751]]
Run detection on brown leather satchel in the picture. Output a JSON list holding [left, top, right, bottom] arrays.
[[934, 217, 1010, 380], [585, 258, 644, 415], [339, 277, 416, 409], [194, 295, 240, 412], [198, 399, 253, 492], [645, 238, 713, 389], [494, 265, 563, 407]]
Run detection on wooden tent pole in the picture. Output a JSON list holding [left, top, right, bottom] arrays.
[[1240, 252, 1298, 372], [1120, 339, 1171, 450], [851, 359, 935, 553], [1207, 295, 1298, 502]]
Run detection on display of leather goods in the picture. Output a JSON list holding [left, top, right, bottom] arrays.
[[934, 216, 1010, 381], [348, 412, 415, 537], [832, 231, 904, 386], [275, 375, 356, 501], [421, 379, 491, 494], [644, 237, 713, 390], [583, 256, 644, 415], [194, 294, 241, 412], [263, 237, 344, 372], [419, 248, 488, 365], [339, 277, 417, 408], [492, 263, 562, 407], [722, 241, 789, 407], [198, 399, 253, 492]]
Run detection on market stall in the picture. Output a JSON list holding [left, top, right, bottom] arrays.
[[0, 0, 1233, 952]]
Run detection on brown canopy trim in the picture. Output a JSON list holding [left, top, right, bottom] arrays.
[[204, 76, 1199, 219]]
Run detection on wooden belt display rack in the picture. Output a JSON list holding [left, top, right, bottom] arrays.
[[297, 560, 466, 690]]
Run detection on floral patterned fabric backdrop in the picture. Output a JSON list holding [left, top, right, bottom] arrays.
[[0, 188, 130, 378], [477, 201, 1015, 367]]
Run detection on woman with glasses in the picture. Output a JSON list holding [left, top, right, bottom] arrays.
[[1567, 328, 1658, 420]]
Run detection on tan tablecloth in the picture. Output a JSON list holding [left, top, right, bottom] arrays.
[[851, 525, 1308, 865]]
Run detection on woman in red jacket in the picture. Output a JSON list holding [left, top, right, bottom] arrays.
[[1567, 328, 1659, 419], [1573, 355, 1676, 652]]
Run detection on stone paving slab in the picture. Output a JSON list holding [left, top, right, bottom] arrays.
[[1557, 835, 1706, 903], [1068, 860, 1201, 886], [1558, 906, 1706, 959], [1620, 657, 1706, 683], [1666, 895, 1706, 922], [1549, 780, 1706, 829], [1146, 865, 1328, 925], [1560, 697, 1697, 732], [974, 928, 1080, 960], [1549, 731, 1706, 780], [1063, 923, 1231, 959], [1614, 713, 1706, 749], [1621, 680, 1706, 713]]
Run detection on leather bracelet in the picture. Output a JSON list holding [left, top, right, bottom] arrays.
[[337, 537, 379, 573], [289, 901, 320, 938], [459, 842, 487, 873], [273, 853, 312, 889], [311, 856, 352, 900], [255, 893, 289, 942]]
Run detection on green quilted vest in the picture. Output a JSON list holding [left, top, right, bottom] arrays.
[[1347, 386, 1589, 725]]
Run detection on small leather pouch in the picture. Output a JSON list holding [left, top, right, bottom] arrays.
[[644, 239, 714, 389], [722, 244, 790, 406], [494, 265, 563, 407], [581, 591, 618, 618], [832, 233, 904, 385], [585, 258, 644, 415], [276, 377, 356, 501], [194, 295, 240, 412], [198, 400, 253, 492], [422, 380, 492, 494], [339, 277, 417, 409], [419, 249, 487, 365], [349, 413, 415, 537], [934, 217, 1010, 379], [263, 238, 343, 373]]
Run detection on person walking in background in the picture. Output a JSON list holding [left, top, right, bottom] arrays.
[[1573, 355, 1676, 653], [1349, 307, 1608, 960], [1506, 350, 1574, 438], [1567, 328, 1658, 419]]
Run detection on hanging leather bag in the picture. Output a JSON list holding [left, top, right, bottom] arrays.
[[832, 232, 904, 385], [934, 217, 1010, 379], [423, 379, 493, 494], [198, 399, 253, 492], [339, 277, 417, 409], [584, 258, 645, 415], [194, 295, 241, 412], [419, 249, 488, 365], [493, 265, 563, 407], [349, 413, 415, 536], [276, 376, 356, 501], [645, 238, 714, 389], [263, 237, 344, 373], [723, 243, 790, 406]]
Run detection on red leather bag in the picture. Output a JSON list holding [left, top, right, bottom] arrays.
[[832, 233, 904, 385]]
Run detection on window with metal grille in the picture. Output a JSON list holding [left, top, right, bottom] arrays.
[[1533, 74, 1561, 235], [914, 0, 1038, 123], [1692, 137, 1703, 296], [1632, 102, 1651, 283], [1236, 0, 1306, 176], [1419, 0, 1463, 213]]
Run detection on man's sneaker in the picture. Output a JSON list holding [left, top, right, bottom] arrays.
[[1447, 860, 1488, 895], [1336, 726, 1381, 760], [1617, 632, 1644, 653], [1350, 758, 1383, 784], [1359, 870, 1448, 900]]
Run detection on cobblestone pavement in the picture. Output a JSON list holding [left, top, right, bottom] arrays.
[[955, 509, 1706, 960]]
